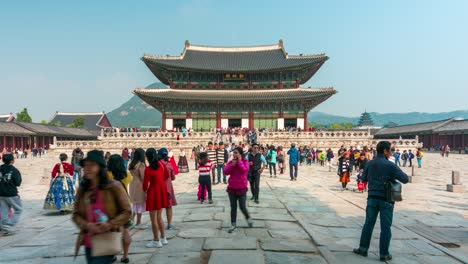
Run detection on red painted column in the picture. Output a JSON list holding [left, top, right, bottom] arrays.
[[303, 111, 308, 131], [42, 136, 45, 148], [248, 112, 254, 130], [162, 112, 167, 131], [216, 112, 221, 129], [21, 137, 24, 150]]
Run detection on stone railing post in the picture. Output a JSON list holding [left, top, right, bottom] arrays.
[[447, 171, 464, 193]]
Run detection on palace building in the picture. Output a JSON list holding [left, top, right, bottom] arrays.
[[134, 40, 336, 131]]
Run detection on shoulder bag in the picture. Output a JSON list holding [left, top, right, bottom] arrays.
[[374, 162, 403, 202]]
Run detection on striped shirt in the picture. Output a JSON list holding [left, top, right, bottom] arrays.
[[198, 160, 214, 177], [207, 149, 217, 165]]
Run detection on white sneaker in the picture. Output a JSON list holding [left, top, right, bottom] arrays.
[[161, 237, 168, 245], [146, 240, 163, 248], [137, 224, 148, 230]]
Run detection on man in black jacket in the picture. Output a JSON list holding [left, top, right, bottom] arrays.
[[0, 154, 23, 236], [248, 143, 263, 204], [353, 141, 408, 261]]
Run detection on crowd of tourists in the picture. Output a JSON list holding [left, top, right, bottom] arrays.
[[1, 146, 48, 160], [0, 137, 419, 262]]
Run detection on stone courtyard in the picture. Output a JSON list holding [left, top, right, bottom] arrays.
[[0, 152, 467, 264]]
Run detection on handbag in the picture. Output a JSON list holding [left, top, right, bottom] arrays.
[[384, 180, 402, 202], [374, 163, 403, 202], [91, 231, 122, 257]]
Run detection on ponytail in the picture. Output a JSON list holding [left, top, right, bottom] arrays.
[[145, 148, 160, 170]]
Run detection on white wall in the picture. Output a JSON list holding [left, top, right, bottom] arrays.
[[166, 119, 173, 130], [277, 118, 284, 129], [186, 118, 192, 129], [297, 118, 304, 129], [241, 118, 249, 128], [221, 118, 229, 129]]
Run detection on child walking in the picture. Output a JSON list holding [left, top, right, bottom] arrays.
[[198, 152, 214, 204]]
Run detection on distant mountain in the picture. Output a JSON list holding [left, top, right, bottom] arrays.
[[308, 111, 468, 126], [106, 83, 167, 127], [107, 82, 468, 127]]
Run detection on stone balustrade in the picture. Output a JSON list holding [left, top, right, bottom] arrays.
[[53, 130, 418, 154]]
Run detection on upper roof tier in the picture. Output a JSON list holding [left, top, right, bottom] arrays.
[[142, 40, 328, 85]]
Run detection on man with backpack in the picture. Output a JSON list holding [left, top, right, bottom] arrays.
[[353, 141, 409, 261], [408, 150, 415, 167]]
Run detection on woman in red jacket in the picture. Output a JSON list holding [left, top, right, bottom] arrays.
[[44, 153, 76, 213], [143, 148, 169, 248]]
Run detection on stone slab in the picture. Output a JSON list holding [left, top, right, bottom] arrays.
[[260, 238, 318, 253], [183, 213, 214, 222], [265, 220, 304, 231], [447, 184, 465, 193], [268, 229, 311, 240], [148, 252, 200, 264], [178, 228, 220, 238], [208, 250, 264, 264], [203, 237, 257, 250], [244, 228, 272, 239], [265, 252, 327, 264], [408, 175, 424, 183], [251, 213, 295, 222]]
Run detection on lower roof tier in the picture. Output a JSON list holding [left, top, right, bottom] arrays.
[[134, 87, 336, 112]]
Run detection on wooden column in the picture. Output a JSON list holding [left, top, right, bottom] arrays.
[[248, 112, 254, 130], [20, 137, 24, 150], [303, 111, 308, 131], [216, 112, 221, 129], [162, 112, 167, 131], [42, 136, 45, 148]]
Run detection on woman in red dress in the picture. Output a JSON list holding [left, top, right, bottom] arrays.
[[143, 148, 169, 248]]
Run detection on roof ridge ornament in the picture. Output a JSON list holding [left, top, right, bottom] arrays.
[[185, 40, 190, 48]]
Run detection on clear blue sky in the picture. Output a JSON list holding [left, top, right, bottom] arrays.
[[1, 0, 467, 122]]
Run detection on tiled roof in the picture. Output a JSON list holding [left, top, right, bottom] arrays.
[[375, 119, 453, 136], [142, 41, 328, 84], [0, 113, 15, 122], [49, 112, 109, 130], [0, 122, 35, 135], [434, 119, 468, 133], [134, 87, 336, 103]]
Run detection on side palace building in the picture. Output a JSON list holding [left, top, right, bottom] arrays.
[[134, 40, 336, 131]]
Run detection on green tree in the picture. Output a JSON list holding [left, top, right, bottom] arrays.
[[40, 120, 48, 124], [16, 108, 32, 122], [329, 123, 343, 130], [68, 116, 85, 128], [343, 122, 355, 129]]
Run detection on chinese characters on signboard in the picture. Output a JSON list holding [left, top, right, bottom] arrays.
[[223, 73, 246, 80]]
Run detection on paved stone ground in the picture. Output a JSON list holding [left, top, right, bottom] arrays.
[[0, 152, 467, 263]]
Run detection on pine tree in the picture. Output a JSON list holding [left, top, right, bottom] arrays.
[[358, 111, 374, 127], [16, 108, 32, 122]]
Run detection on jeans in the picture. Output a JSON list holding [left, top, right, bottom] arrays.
[[228, 193, 250, 224], [85, 248, 115, 264], [359, 198, 394, 257], [268, 163, 276, 176], [73, 169, 82, 185], [199, 177, 212, 201], [402, 159, 407, 167], [417, 158, 422, 168], [409, 159, 413, 167], [289, 163, 298, 179], [0, 196, 23, 227], [249, 174, 260, 201], [217, 164, 226, 183]]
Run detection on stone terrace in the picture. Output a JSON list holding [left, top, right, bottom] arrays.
[[0, 153, 466, 263]]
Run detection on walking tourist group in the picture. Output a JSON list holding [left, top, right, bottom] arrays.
[[0, 137, 432, 262]]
